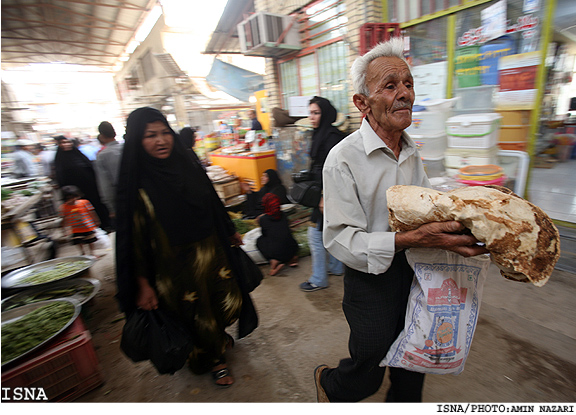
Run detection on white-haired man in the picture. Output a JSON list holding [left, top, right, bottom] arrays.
[[315, 37, 488, 402]]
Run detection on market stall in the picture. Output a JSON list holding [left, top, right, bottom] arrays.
[[1, 255, 104, 402], [208, 148, 277, 191], [2, 177, 59, 271]]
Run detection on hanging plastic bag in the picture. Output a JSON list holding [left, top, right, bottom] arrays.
[[120, 309, 194, 375], [231, 246, 264, 293], [380, 248, 491, 375], [92, 228, 111, 250]]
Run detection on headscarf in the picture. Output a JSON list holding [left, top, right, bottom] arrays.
[[309, 96, 338, 160], [262, 193, 281, 220], [116, 107, 214, 246], [115, 107, 216, 311], [53, 135, 95, 188], [261, 169, 283, 194]]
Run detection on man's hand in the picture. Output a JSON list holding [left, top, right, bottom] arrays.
[[395, 221, 489, 257]]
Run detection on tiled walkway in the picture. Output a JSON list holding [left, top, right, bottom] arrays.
[[528, 158, 576, 224]]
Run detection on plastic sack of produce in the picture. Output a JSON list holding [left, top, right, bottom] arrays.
[[380, 248, 490, 375], [241, 227, 267, 265]]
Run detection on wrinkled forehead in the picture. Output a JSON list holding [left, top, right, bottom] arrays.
[[366, 56, 412, 86]]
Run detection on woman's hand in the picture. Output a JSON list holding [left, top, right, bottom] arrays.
[[240, 182, 252, 194], [229, 232, 244, 247], [136, 276, 158, 310]]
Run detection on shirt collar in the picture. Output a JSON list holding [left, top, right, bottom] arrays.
[[360, 118, 417, 160]]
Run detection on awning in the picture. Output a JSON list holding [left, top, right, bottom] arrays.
[[206, 59, 264, 102]]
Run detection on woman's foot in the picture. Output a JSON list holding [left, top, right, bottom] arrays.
[[225, 333, 235, 350], [289, 255, 299, 267], [269, 260, 285, 276], [211, 363, 234, 387]]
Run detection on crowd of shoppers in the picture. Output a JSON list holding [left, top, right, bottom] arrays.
[[2, 36, 496, 402]]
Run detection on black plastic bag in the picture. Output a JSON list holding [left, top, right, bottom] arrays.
[[289, 181, 322, 208], [231, 246, 264, 293], [120, 309, 194, 375]]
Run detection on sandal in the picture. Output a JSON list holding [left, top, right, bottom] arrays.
[[211, 367, 234, 387]]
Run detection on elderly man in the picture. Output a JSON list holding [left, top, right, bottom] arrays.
[[95, 121, 123, 230], [315, 38, 488, 402]]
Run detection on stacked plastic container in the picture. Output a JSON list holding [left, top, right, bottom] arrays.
[[406, 98, 458, 177], [444, 113, 503, 172]]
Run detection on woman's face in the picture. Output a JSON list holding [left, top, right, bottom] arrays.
[[309, 103, 322, 129], [261, 172, 269, 186], [142, 120, 174, 159], [57, 139, 73, 151]]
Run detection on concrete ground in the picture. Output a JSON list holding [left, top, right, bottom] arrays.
[[55, 232, 576, 404]]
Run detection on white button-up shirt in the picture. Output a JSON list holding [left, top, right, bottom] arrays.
[[323, 118, 430, 275]]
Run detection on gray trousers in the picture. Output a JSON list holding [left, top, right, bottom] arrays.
[[321, 252, 425, 402]]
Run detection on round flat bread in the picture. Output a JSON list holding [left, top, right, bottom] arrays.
[[386, 185, 560, 287]]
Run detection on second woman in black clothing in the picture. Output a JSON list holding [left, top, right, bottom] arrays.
[[240, 168, 289, 218], [256, 193, 299, 276]]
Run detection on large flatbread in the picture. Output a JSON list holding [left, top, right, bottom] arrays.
[[387, 185, 560, 287]]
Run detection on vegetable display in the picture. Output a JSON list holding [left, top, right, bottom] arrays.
[[2, 284, 94, 311], [21, 260, 90, 285], [1, 301, 75, 365]]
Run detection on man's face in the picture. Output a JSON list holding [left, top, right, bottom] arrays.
[[353, 56, 415, 136]]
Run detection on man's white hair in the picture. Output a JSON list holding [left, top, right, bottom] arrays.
[[351, 37, 409, 96]]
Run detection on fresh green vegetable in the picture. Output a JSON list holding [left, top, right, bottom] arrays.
[[1, 187, 13, 201], [21, 260, 90, 285], [1, 301, 75, 364], [292, 226, 310, 257], [3, 284, 94, 310], [233, 218, 258, 235]]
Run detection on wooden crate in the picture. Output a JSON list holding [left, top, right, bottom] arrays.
[[213, 179, 241, 200]]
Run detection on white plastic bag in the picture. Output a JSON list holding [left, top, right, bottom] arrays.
[[92, 228, 111, 250], [241, 227, 267, 265], [380, 248, 490, 375]]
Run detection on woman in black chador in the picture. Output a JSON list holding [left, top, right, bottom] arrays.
[[115, 107, 258, 387], [53, 135, 110, 230]]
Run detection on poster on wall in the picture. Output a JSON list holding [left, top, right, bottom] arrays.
[[412, 61, 448, 100], [495, 51, 540, 109], [523, 0, 540, 13], [481, 0, 507, 42]]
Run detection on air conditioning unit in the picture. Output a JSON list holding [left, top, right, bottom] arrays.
[[237, 12, 301, 58]]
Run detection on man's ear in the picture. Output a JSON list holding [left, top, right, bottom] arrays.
[[353, 93, 370, 116]]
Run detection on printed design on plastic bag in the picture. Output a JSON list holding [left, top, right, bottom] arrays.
[[382, 251, 489, 375]]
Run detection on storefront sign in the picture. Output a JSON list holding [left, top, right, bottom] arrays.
[[457, 15, 538, 47], [495, 51, 540, 110]]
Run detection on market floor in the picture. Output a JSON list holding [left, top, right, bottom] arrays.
[[64, 234, 576, 404]]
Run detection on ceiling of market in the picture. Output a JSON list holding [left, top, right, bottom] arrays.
[[1, 0, 156, 70], [1, 0, 575, 71]]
